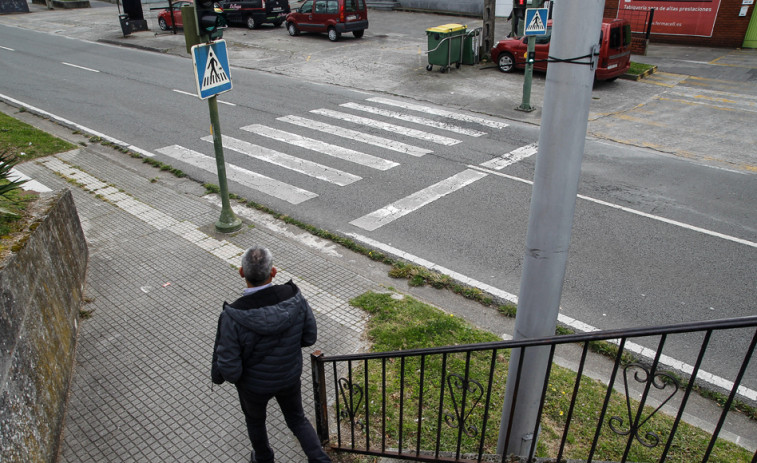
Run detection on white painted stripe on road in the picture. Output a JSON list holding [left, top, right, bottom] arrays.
[[340, 102, 487, 137], [241, 124, 398, 171], [480, 143, 538, 170], [156, 144, 317, 204], [202, 135, 361, 186], [62, 62, 99, 73], [8, 168, 52, 193], [558, 313, 757, 402], [367, 97, 510, 129], [173, 89, 198, 98], [0, 46, 15, 51], [279, 115, 431, 157], [312, 108, 461, 146], [346, 233, 757, 402], [350, 169, 487, 231], [469, 164, 757, 249], [173, 88, 235, 105], [575, 192, 757, 248]]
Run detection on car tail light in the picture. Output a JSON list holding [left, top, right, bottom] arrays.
[[339, 3, 344, 22]]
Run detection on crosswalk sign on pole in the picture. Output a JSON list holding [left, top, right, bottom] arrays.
[[524, 8, 548, 36], [191, 40, 232, 100]]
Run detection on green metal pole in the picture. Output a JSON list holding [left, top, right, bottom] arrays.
[[516, 35, 536, 112], [208, 95, 242, 233]]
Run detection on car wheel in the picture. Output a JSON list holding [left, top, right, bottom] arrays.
[[287, 22, 299, 36], [497, 52, 515, 73], [273, 19, 283, 27], [247, 16, 260, 29], [158, 18, 169, 31], [353, 29, 364, 39], [328, 27, 340, 42]]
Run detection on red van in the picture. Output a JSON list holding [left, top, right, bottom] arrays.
[[286, 0, 368, 41], [490, 18, 632, 82]]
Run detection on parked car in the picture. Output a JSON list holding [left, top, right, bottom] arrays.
[[218, 0, 290, 29], [490, 18, 632, 82], [285, 0, 368, 42], [157, 0, 193, 31], [157, 1, 226, 31]]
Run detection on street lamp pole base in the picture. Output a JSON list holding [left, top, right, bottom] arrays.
[[215, 216, 242, 233], [516, 104, 536, 112]]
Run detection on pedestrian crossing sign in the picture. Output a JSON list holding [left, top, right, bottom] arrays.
[[524, 8, 548, 36], [191, 40, 232, 100]]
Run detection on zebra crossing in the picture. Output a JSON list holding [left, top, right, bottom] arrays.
[[156, 97, 538, 230]]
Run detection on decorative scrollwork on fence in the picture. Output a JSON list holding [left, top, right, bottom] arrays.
[[338, 378, 364, 427], [443, 373, 485, 438], [608, 363, 680, 448]]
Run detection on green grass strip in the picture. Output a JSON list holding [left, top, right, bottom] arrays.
[[345, 291, 752, 462]]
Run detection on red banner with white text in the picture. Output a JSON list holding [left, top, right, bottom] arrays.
[[618, 0, 723, 37]]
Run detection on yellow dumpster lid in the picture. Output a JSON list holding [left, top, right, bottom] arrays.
[[426, 23, 466, 33]]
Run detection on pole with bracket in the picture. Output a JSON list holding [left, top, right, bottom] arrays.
[[516, 36, 536, 112], [207, 95, 242, 233], [182, 5, 241, 233]]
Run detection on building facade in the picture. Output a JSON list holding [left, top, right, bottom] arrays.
[[396, 0, 756, 48]]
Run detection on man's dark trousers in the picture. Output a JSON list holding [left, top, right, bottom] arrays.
[[237, 380, 331, 463]]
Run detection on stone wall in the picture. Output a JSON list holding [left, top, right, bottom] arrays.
[[0, 190, 88, 463]]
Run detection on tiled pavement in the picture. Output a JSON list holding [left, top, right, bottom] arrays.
[[17, 145, 379, 462]]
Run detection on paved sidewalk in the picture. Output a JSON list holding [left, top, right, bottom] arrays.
[[15, 135, 387, 461]]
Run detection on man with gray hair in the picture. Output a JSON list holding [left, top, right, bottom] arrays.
[[212, 246, 331, 463]]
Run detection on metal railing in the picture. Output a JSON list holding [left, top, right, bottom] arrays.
[[310, 315, 757, 462]]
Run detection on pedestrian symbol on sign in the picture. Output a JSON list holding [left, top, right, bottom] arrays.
[[526, 12, 544, 33], [202, 46, 230, 91], [524, 8, 548, 36]]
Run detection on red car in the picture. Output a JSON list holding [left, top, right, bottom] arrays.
[[157, 1, 225, 31], [285, 0, 368, 42], [490, 18, 631, 82], [158, 1, 193, 31]]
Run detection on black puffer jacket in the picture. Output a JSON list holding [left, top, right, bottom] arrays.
[[211, 280, 317, 394]]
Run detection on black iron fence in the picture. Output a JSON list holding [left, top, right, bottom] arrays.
[[311, 315, 757, 462]]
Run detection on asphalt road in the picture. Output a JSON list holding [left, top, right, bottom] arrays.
[[1, 12, 755, 399]]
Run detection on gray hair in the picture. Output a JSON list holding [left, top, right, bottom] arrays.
[[241, 246, 273, 286]]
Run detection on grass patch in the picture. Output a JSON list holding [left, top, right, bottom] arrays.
[[343, 291, 752, 462], [627, 61, 656, 76], [0, 187, 38, 238], [0, 111, 75, 253], [0, 111, 75, 161]]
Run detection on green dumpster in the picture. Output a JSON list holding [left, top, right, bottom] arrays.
[[426, 23, 466, 72]]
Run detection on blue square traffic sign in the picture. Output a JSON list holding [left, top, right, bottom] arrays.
[[191, 40, 232, 100], [525, 8, 549, 36]]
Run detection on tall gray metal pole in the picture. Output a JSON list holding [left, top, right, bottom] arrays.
[[496, 0, 604, 457]]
